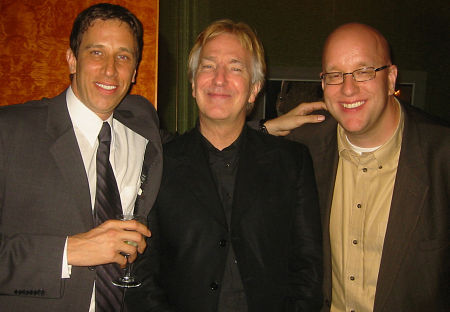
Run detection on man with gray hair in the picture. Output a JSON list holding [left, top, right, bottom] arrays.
[[127, 19, 323, 312]]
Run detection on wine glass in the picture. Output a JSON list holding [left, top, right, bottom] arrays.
[[112, 214, 147, 288]]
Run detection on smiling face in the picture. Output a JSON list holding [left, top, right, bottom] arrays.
[[321, 24, 398, 147], [66, 19, 137, 120], [192, 33, 260, 127]]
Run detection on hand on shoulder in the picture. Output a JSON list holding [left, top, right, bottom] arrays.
[[264, 101, 327, 136]]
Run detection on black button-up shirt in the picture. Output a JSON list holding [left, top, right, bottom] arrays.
[[201, 128, 248, 312]]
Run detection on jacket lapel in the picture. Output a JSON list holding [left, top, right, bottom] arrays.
[[47, 92, 93, 231], [374, 110, 428, 311], [231, 130, 275, 225], [310, 128, 338, 302], [174, 129, 228, 228]]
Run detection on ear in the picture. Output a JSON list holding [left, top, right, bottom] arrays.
[[248, 82, 262, 104], [66, 48, 77, 74], [132, 69, 137, 83], [191, 79, 196, 98], [387, 65, 398, 95], [320, 73, 325, 90]]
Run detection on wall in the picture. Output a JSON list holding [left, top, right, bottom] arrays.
[[159, 0, 449, 132], [0, 0, 158, 107]]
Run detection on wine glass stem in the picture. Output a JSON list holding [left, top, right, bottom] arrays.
[[124, 255, 132, 278]]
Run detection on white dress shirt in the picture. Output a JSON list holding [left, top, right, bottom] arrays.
[[62, 87, 148, 311]]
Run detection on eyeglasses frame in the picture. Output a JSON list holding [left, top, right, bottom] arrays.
[[320, 65, 391, 85]]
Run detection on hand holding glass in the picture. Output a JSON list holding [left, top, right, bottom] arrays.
[[112, 214, 147, 288]]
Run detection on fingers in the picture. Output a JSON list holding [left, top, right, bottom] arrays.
[[67, 220, 150, 267], [113, 252, 129, 268], [301, 101, 327, 113], [285, 101, 327, 116], [295, 114, 325, 126], [122, 220, 151, 238], [265, 101, 327, 136], [118, 229, 148, 254]]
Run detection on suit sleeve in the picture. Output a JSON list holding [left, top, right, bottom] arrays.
[[286, 145, 323, 311], [0, 114, 67, 299]]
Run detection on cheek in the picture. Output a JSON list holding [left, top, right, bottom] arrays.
[[193, 75, 209, 90], [323, 88, 336, 104], [233, 77, 251, 94]]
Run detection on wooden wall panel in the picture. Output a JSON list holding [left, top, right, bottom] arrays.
[[0, 0, 158, 107]]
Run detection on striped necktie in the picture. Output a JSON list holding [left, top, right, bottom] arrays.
[[93, 122, 124, 311]]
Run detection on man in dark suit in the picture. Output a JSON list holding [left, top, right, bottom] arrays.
[[265, 23, 449, 312], [0, 4, 162, 312], [127, 20, 323, 312]]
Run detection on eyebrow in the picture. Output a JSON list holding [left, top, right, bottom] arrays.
[[84, 44, 134, 54], [230, 58, 245, 66], [325, 63, 374, 72]]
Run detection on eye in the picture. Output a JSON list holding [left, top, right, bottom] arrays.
[[117, 55, 130, 61], [199, 63, 215, 71], [90, 50, 102, 56], [231, 67, 243, 72], [357, 69, 372, 75], [328, 72, 341, 79]]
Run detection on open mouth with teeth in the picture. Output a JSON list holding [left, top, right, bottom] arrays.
[[96, 82, 117, 91], [342, 100, 364, 109]]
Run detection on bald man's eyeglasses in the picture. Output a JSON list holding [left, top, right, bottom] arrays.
[[320, 65, 390, 85]]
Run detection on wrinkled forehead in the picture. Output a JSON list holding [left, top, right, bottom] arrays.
[[201, 33, 252, 63]]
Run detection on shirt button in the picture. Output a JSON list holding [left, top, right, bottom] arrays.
[[234, 259, 238, 264], [357, 203, 362, 209], [378, 165, 383, 169], [350, 276, 355, 281], [210, 282, 219, 290], [88, 266, 95, 271], [225, 163, 231, 168], [362, 168, 367, 172], [218, 239, 227, 247], [352, 240, 358, 245]]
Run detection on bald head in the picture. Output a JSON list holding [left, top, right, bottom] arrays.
[[320, 22, 399, 147], [322, 23, 391, 72]]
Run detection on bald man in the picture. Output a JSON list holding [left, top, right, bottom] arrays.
[[266, 23, 449, 312]]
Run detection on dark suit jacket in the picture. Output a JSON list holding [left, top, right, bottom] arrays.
[[0, 90, 163, 311], [127, 127, 323, 312], [287, 104, 449, 312]]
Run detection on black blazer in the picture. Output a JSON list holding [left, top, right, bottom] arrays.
[[0, 90, 163, 311], [127, 127, 323, 312], [287, 104, 450, 312]]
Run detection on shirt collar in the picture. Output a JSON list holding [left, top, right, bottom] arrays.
[[66, 86, 115, 147], [199, 124, 247, 154]]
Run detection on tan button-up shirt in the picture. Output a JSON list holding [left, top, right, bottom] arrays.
[[330, 104, 404, 312]]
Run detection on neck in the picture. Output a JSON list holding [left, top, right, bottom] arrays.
[[199, 118, 245, 150], [347, 97, 400, 148]]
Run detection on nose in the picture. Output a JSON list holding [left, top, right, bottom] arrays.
[[104, 55, 117, 78], [212, 65, 227, 86], [341, 73, 359, 96]]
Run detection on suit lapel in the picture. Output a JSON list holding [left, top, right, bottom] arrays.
[[309, 127, 338, 301], [47, 92, 93, 230], [135, 141, 161, 216], [374, 111, 428, 311], [231, 130, 274, 226], [174, 129, 228, 228]]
